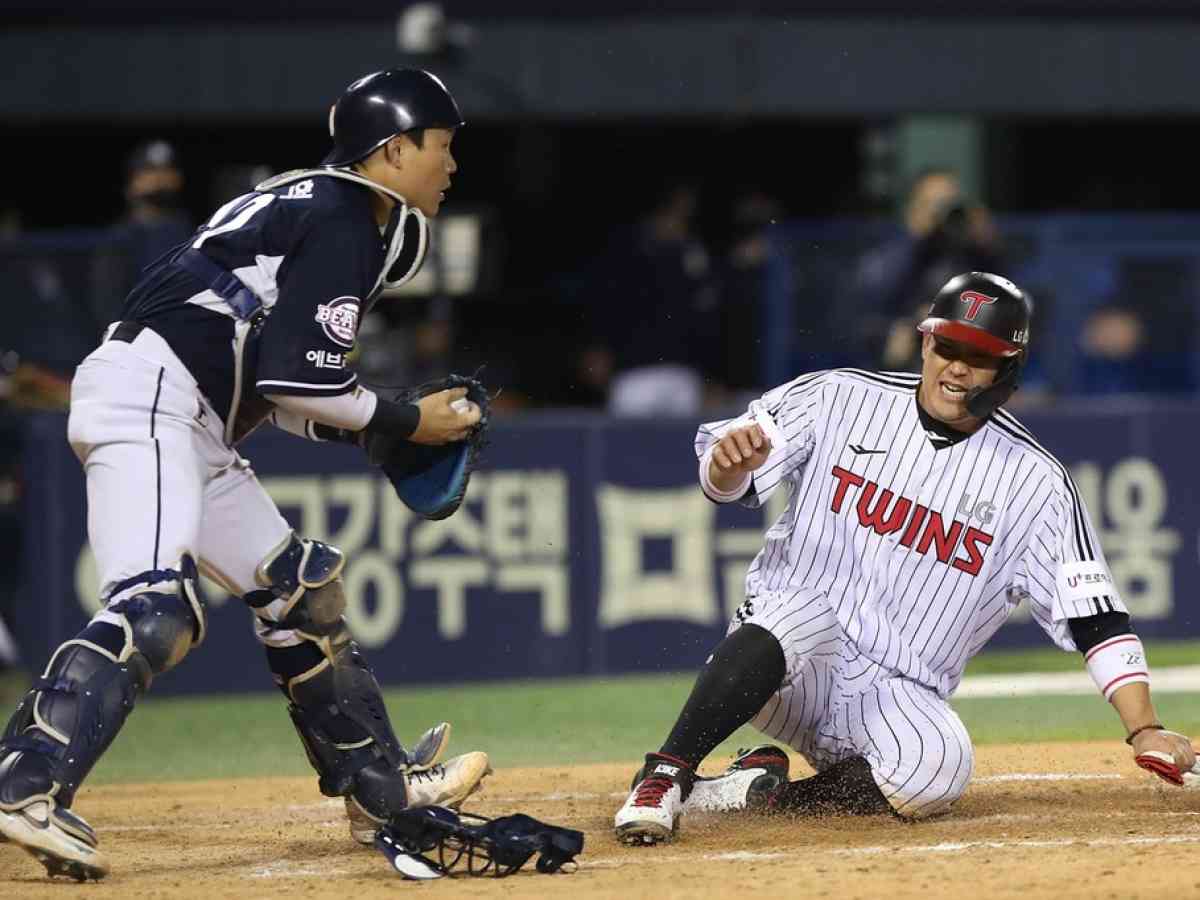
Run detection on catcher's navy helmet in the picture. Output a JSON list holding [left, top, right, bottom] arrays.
[[322, 69, 464, 167], [917, 272, 1033, 417]]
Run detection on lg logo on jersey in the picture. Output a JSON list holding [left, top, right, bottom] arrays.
[[956, 493, 996, 525], [829, 466, 994, 576]]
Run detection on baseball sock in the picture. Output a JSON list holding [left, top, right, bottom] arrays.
[[771, 756, 892, 815], [659, 623, 785, 769]]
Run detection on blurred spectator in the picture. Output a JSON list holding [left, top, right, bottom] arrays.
[[576, 182, 723, 416], [91, 140, 195, 326], [716, 189, 782, 399], [355, 295, 456, 393], [846, 168, 1006, 370], [210, 163, 275, 208], [0, 206, 83, 692], [1075, 300, 1196, 396], [1077, 304, 1148, 394], [0, 208, 91, 408]]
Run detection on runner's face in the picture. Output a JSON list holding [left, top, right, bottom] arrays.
[[918, 334, 1002, 430]]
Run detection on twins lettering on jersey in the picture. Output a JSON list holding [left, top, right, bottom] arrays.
[[314, 296, 360, 348], [829, 465, 994, 576]]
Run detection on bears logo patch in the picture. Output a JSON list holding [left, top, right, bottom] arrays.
[[315, 296, 360, 348]]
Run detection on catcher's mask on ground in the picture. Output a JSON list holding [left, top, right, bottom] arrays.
[[374, 806, 584, 880]]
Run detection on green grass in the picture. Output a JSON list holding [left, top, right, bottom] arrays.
[[955, 693, 1200, 745], [962, 638, 1200, 675], [73, 638, 1200, 785]]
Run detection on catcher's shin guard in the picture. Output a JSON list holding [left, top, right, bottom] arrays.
[[248, 534, 418, 821], [0, 557, 204, 808], [0, 558, 204, 880], [268, 640, 429, 822]]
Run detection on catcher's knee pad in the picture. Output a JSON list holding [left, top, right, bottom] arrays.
[[97, 556, 207, 678], [245, 533, 349, 655]]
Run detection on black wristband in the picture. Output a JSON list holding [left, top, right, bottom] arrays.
[[1068, 611, 1132, 655], [365, 398, 420, 439], [1125, 723, 1165, 746]]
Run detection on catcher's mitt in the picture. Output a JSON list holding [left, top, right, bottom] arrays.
[[367, 372, 491, 521]]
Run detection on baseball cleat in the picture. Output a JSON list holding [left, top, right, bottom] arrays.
[[614, 752, 695, 846], [407, 721, 452, 770], [0, 794, 109, 881], [686, 744, 790, 814], [346, 751, 492, 845]]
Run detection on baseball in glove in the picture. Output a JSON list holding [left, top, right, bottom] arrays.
[[366, 372, 491, 521]]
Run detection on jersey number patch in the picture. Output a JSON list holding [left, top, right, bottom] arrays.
[[193, 193, 277, 250]]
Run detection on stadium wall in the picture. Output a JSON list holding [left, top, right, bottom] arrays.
[[12, 404, 1197, 694]]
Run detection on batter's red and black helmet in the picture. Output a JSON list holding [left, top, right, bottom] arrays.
[[322, 68, 464, 168], [917, 272, 1033, 417]]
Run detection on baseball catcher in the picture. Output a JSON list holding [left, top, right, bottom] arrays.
[[615, 271, 1198, 843], [0, 69, 494, 881]]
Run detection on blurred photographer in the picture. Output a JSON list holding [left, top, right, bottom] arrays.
[[846, 168, 1005, 369], [91, 140, 196, 327]]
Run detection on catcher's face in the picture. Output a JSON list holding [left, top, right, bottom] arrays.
[[384, 128, 457, 218], [918, 333, 1002, 431]]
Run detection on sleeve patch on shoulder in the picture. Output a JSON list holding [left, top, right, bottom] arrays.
[[1058, 560, 1116, 603], [314, 296, 360, 348]]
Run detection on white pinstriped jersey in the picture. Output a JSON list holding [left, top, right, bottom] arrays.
[[696, 368, 1124, 699]]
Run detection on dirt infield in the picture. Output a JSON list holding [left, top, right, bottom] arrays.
[[3, 742, 1199, 899]]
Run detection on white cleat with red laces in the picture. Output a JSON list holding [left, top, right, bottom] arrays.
[[613, 752, 696, 845]]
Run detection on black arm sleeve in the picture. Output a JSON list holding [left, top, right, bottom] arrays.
[[1068, 611, 1133, 655], [311, 398, 419, 444], [364, 398, 420, 439]]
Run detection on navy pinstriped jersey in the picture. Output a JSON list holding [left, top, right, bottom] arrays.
[[696, 368, 1124, 698], [122, 176, 384, 424]]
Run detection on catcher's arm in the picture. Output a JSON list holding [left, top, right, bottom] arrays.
[[265, 387, 478, 446], [274, 374, 490, 521]]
